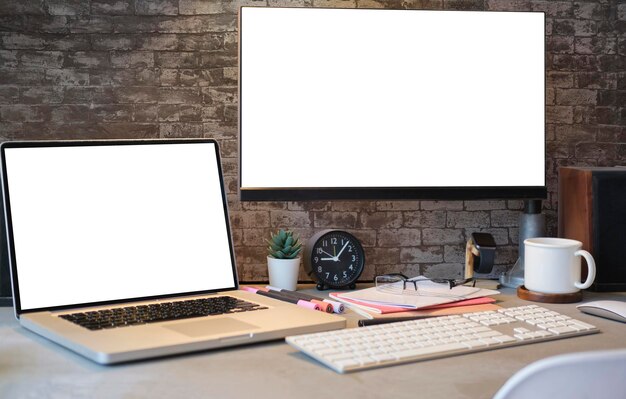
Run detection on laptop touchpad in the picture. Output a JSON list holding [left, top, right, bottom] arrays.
[[164, 318, 260, 338]]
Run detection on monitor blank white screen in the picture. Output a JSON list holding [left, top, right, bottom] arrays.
[[240, 8, 545, 189], [4, 142, 236, 310]]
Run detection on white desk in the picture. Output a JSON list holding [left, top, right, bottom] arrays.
[[1, 288, 625, 399]]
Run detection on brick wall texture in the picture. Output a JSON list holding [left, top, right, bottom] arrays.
[[0, 0, 624, 283]]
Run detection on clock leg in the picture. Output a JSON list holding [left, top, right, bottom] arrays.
[[349, 283, 356, 290], [316, 283, 326, 291]]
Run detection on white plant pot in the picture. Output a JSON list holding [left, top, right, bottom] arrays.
[[267, 256, 300, 291]]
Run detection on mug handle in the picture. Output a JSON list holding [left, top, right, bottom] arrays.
[[574, 250, 596, 290]]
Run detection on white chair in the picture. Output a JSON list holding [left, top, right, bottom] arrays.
[[493, 349, 626, 399]]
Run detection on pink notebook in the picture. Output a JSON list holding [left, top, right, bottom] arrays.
[[329, 293, 496, 314]]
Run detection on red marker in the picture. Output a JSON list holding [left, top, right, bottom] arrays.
[[309, 300, 333, 314]]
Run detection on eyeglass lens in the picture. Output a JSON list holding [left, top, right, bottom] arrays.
[[375, 275, 406, 294]]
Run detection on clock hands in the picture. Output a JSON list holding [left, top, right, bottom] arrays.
[[319, 248, 337, 261], [319, 249, 335, 258], [320, 242, 350, 262], [336, 241, 350, 260]]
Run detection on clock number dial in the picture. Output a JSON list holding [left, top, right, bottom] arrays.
[[309, 231, 364, 288]]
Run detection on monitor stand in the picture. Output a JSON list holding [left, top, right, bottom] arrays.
[[500, 199, 545, 288]]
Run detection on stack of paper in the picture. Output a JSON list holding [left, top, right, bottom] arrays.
[[330, 279, 500, 315]]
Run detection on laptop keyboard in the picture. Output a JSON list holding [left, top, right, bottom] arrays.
[[59, 296, 266, 330]]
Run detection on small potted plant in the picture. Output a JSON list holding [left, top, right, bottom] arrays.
[[266, 229, 302, 291]]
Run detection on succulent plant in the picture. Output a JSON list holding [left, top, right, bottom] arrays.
[[267, 229, 302, 259]]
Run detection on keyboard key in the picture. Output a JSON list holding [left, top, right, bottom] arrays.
[[393, 343, 467, 359], [335, 359, 360, 370], [464, 339, 488, 348], [371, 353, 396, 362], [493, 335, 517, 344], [470, 326, 492, 333], [327, 353, 355, 362], [569, 321, 596, 330], [548, 326, 577, 335], [355, 356, 376, 366], [474, 331, 503, 339]]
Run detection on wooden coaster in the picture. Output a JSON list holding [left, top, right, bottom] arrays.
[[517, 285, 583, 303]]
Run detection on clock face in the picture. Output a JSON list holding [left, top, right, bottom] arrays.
[[308, 231, 364, 288]]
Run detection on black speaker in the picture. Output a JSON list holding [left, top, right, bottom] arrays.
[[559, 167, 626, 291]]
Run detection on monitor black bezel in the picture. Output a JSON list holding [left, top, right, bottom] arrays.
[[240, 186, 547, 201], [0, 139, 239, 316], [238, 7, 547, 201]]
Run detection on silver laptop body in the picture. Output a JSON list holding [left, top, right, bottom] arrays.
[[1, 139, 344, 364]]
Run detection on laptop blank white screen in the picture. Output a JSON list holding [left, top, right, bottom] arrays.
[[3, 142, 237, 311]]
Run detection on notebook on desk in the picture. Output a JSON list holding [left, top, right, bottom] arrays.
[[0, 139, 344, 364]]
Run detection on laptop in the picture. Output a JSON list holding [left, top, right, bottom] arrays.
[[0, 139, 345, 364]]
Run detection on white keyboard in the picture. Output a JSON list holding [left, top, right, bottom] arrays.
[[286, 305, 599, 373]]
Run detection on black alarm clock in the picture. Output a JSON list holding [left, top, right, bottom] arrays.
[[304, 230, 365, 290]]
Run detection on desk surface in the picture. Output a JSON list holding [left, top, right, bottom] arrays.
[[2, 288, 625, 399]]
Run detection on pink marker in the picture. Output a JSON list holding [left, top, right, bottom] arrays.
[[295, 300, 320, 311]]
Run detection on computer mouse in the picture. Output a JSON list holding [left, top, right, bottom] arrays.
[[577, 300, 626, 323]]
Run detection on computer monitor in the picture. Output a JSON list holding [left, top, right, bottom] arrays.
[[239, 7, 546, 201]]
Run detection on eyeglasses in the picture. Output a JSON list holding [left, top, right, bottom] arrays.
[[375, 273, 475, 295]]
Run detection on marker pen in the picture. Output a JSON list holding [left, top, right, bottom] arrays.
[[265, 287, 343, 314], [266, 286, 324, 302], [310, 300, 333, 313], [297, 295, 345, 314], [255, 289, 320, 311], [322, 299, 345, 314], [264, 288, 332, 313], [242, 286, 318, 310], [357, 315, 438, 327]]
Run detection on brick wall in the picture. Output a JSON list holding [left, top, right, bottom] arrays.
[[0, 0, 624, 283]]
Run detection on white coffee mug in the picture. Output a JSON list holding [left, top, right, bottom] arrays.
[[524, 237, 596, 294]]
